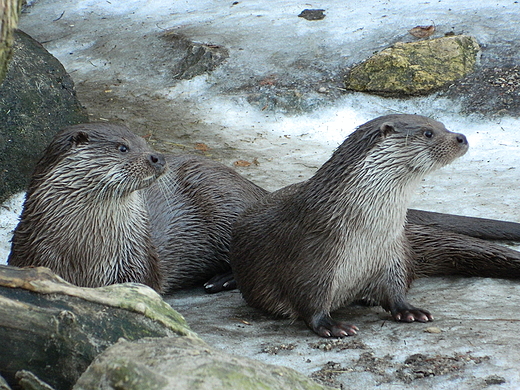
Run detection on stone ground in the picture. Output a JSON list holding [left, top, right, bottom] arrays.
[[167, 277, 520, 389], [4, 1, 520, 389]]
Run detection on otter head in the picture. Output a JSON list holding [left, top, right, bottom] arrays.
[[375, 114, 468, 174], [31, 123, 166, 201]]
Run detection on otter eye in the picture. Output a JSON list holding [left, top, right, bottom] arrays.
[[424, 130, 434, 139], [118, 144, 129, 153]]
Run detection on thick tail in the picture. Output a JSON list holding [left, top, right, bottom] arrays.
[[407, 209, 520, 242], [407, 224, 520, 279]]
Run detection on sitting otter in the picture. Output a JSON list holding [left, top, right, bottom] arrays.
[[228, 114, 519, 337], [7, 123, 266, 293]]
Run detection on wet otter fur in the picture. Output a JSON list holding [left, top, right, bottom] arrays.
[[8, 123, 266, 293], [229, 114, 473, 337], [8, 119, 520, 300]]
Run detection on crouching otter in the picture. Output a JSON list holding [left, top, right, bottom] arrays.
[[7, 123, 266, 293], [229, 114, 485, 337]]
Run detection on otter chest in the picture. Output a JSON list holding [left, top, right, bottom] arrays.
[[329, 216, 408, 307]]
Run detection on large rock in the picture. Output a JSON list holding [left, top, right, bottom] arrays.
[[0, 30, 88, 203], [344, 35, 480, 96], [0, 265, 194, 390], [73, 336, 336, 390], [1, 265, 335, 390]]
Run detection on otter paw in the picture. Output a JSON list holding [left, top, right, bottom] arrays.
[[393, 308, 433, 323], [309, 314, 359, 337], [204, 271, 237, 293], [316, 322, 359, 338]]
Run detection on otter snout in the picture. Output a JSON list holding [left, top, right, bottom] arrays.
[[452, 131, 469, 157], [455, 133, 468, 146], [148, 153, 167, 175]]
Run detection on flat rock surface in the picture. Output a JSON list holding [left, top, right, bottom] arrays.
[[166, 277, 520, 389], [74, 336, 335, 390]]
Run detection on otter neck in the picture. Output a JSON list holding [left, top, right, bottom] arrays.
[[26, 185, 153, 287], [302, 149, 426, 234]]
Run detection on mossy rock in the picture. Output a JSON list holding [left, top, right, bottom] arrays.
[[344, 35, 480, 96], [74, 336, 337, 390], [0, 265, 195, 390], [0, 30, 89, 203]]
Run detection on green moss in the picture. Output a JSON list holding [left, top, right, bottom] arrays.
[[345, 35, 480, 96], [105, 360, 168, 390]]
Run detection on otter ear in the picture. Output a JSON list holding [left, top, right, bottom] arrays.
[[42, 130, 89, 164], [32, 130, 90, 178], [380, 122, 396, 137], [69, 131, 90, 146]]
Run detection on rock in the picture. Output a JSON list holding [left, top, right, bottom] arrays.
[[344, 35, 480, 96], [484, 375, 506, 385], [161, 32, 229, 80], [0, 374, 12, 390], [298, 9, 326, 21], [0, 265, 195, 390], [15, 371, 56, 390], [73, 336, 336, 390], [0, 30, 88, 203]]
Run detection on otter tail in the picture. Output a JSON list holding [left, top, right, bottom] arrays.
[[407, 224, 520, 279], [407, 209, 520, 242]]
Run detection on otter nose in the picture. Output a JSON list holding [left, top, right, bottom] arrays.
[[455, 133, 468, 145], [148, 153, 166, 171]]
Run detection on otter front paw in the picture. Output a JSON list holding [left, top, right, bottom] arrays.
[[308, 313, 359, 338], [393, 308, 433, 323]]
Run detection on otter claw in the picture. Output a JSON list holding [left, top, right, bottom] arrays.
[[309, 314, 359, 338], [316, 323, 358, 338], [204, 271, 237, 293], [394, 308, 433, 323]]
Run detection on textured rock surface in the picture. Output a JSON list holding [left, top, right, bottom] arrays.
[[74, 336, 335, 390], [0, 30, 88, 203], [0, 374, 12, 390], [345, 35, 480, 96], [0, 265, 194, 390], [161, 32, 229, 80]]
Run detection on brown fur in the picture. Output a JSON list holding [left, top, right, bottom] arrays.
[[8, 119, 520, 303], [8, 123, 266, 293], [229, 114, 470, 337]]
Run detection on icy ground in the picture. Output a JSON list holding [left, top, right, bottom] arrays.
[[1, 0, 520, 389]]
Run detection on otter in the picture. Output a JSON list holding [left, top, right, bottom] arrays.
[[7, 123, 266, 293], [8, 119, 520, 298], [229, 114, 493, 337]]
